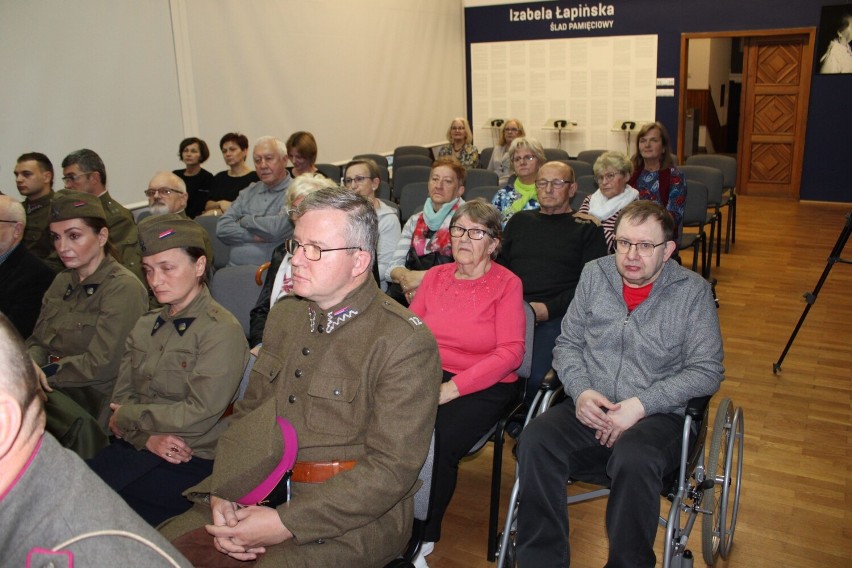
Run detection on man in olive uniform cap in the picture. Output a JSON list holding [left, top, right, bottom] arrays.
[[61, 148, 143, 282], [161, 188, 442, 567]]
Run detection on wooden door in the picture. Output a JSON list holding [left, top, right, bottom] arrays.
[[738, 34, 814, 198]]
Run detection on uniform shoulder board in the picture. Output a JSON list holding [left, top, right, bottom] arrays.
[[573, 212, 602, 226], [380, 297, 425, 328]]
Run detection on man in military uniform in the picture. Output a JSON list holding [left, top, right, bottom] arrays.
[[14, 152, 62, 272], [0, 313, 193, 567], [61, 148, 143, 281], [161, 188, 442, 567], [146, 171, 189, 217]]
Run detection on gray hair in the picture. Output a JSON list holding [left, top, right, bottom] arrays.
[[287, 173, 338, 210], [254, 136, 288, 158], [295, 187, 378, 258], [593, 151, 634, 178], [62, 148, 107, 185], [0, 313, 40, 415], [508, 136, 546, 174], [0, 196, 26, 225]]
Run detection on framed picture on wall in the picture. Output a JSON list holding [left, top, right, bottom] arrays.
[[817, 5, 852, 74]]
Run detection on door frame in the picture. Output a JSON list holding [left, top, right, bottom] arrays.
[[677, 28, 816, 196]]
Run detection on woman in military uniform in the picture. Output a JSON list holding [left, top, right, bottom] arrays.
[[87, 213, 249, 526], [26, 190, 148, 457]]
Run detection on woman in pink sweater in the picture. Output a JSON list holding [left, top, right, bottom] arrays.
[[409, 199, 525, 564]]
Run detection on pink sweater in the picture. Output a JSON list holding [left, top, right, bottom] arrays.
[[409, 262, 525, 396]]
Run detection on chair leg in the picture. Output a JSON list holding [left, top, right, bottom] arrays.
[[700, 234, 708, 279], [715, 208, 723, 268], [691, 241, 699, 273], [706, 220, 715, 280], [729, 194, 737, 247], [487, 421, 507, 561]]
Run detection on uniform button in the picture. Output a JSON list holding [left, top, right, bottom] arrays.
[[302, 347, 311, 356], [333, 388, 341, 396], [315, 538, 325, 544], [294, 369, 303, 378], [288, 395, 297, 403], [317, 325, 324, 333]]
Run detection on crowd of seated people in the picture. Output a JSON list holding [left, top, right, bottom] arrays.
[[1, 118, 699, 566]]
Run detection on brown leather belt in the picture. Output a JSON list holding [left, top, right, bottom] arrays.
[[291, 460, 357, 484]]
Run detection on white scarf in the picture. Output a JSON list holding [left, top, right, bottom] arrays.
[[587, 185, 639, 221]]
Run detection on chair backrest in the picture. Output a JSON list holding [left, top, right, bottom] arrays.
[[685, 154, 736, 190], [681, 180, 709, 227], [517, 302, 536, 379], [465, 168, 498, 190], [352, 153, 389, 169], [577, 149, 607, 166], [465, 185, 499, 203], [565, 159, 594, 179], [576, 174, 597, 196], [544, 148, 570, 162], [209, 264, 261, 338], [376, 180, 392, 202], [679, 165, 723, 206], [393, 154, 433, 171], [394, 145, 433, 161], [479, 146, 494, 168], [391, 165, 431, 202], [398, 181, 429, 224], [315, 163, 341, 183], [570, 190, 589, 211], [195, 215, 230, 269]]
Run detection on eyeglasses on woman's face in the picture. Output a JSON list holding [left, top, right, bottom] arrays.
[[449, 225, 491, 240]]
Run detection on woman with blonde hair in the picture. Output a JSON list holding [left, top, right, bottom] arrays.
[[437, 117, 480, 169], [486, 118, 525, 186]]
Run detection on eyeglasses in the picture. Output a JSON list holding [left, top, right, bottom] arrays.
[[595, 172, 620, 183], [504, 127, 520, 133], [614, 239, 667, 257], [144, 187, 183, 197], [513, 155, 537, 164], [449, 225, 491, 240], [62, 172, 92, 183], [285, 239, 361, 261], [535, 178, 574, 190], [342, 175, 373, 187]]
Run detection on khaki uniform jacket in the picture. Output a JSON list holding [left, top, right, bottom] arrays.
[[112, 286, 248, 459], [23, 190, 64, 272], [160, 279, 442, 568], [99, 191, 143, 282], [27, 256, 148, 421]]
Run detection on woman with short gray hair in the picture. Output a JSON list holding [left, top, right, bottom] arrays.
[[578, 151, 639, 253]]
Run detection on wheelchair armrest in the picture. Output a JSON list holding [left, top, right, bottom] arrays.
[[540, 368, 562, 391], [685, 395, 711, 419]]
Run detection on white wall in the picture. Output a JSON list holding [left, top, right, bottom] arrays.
[[0, 0, 467, 207]]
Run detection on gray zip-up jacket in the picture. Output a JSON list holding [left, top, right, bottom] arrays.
[[554, 256, 724, 416]]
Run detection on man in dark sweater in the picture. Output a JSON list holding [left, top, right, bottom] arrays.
[[497, 161, 607, 401]]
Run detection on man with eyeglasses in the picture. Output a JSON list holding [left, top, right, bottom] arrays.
[[161, 188, 441, 567], [515, 200, 723, 567], [216, 136, 293, 266], [61, 149, 143, 282], [14, 152, 63, 272], [145, 171, 189, 217], [497, 161, 607, 403]]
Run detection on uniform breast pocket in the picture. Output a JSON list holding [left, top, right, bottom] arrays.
[[151, 348, 197, 398], [306, 375, 362, 436]]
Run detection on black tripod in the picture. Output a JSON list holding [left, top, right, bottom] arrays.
[[773, 213, 852, 373]]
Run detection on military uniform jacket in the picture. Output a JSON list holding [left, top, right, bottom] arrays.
[[165, 279, 442, 566], [99, 191, 144, 282], [23, 190, 63, 272], [112, 286, 249, 459], [26, 256, 148, 404], [0, 433, 193, 567]]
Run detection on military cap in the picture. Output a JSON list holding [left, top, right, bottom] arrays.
[[50, 190, 106, 222], [138, 213, 207, 257]]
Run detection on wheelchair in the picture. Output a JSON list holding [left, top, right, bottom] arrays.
[[496, 373, 744, 567]]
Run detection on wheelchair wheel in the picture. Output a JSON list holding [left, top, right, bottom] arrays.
[[701, 398, 744, 565], [496, 530, 516, 567]]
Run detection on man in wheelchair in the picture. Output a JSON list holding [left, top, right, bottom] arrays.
[[515, 200, 724, 567]]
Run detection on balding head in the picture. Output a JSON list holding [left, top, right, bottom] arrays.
[[146, 171, 188, 216], [0, 196, 26, 256]]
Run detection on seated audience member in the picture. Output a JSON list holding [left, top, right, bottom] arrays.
[[342, 158, 401, 291], [486, 118, 525, 187], [629, 122, 687, 241], [159, 188, 441, 567], [174, 137, 214, 219], [26, 191, 148, 457], [146, 171, 189, 216], [216, 136, 293, 266], [203, 133, 259, 217], [0, 313, 193, 567], [498, 161, 607, 401], [388, 156, 466, 305], [408, 199, 525, 566], [515, 201, 724, 567], [87, 214, 248, 527], [437, 117, 480, 169], [15, 152, 63, 271], [0, 196, 55, 338], [61, 148, 144, 281], [249, 174, 338, 349], [491, 136, 546, 226], [286, 131, 322, 178], [578, 151, 640, 253]]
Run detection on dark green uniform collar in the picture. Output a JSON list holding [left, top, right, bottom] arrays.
[[307, 277, 378, 335], [25, 190, 55, 214], [151, 285, 211, 335]]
